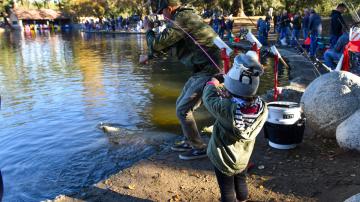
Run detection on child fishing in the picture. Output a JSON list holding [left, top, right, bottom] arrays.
[[202, 51, 269, 202]]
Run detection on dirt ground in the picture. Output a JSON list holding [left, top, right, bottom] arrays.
[[52, 125, 360, 202]]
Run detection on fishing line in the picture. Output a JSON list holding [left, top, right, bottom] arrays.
[[163, 15, 223, 72], [294, 39, 327, 76]]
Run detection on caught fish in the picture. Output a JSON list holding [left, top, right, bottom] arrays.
[[97, 122, 137, 144], [98, 122, 126, 134]]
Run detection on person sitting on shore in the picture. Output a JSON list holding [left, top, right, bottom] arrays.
[[324, 32, 349, 69], [202, 51, 268, 202]]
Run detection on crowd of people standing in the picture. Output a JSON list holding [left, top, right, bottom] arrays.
[[257, 3, 351, 69], [209, 14, 234, 40], [83, 15, 143, 32]]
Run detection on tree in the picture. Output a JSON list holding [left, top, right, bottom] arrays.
[[0, 0, 13, 27], [231, 0, 244, 16]]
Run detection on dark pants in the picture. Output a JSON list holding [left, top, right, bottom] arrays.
[[303, 28, 309, 39], [291, 29, 301, 46], [330, 34, 340, 49], [258, 31, 268, 46], [219, 28, 225, 39], [310, 31, 319, 57], [214, 167, 248, 202]]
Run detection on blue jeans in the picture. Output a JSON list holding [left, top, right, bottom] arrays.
[[226, 29, 232, 40], [330, 35, 340, 49], [258, 31, 267, 46], [213, 25, 219, 33], [291, 29, 301, 46], [219, 28, 225, 39], [214, 166, 248, 202], [324, 49, 342, 69], [280, 27, 288, 40], [310, 31, 319, 57], [303, 28, 309, 39]]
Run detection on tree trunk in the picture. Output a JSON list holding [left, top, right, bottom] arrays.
[[1, 12, 13, 29], [231, 0, 245, 17]]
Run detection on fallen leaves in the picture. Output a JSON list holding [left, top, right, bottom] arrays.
[[126, 184, 136, 190], [169, 194, 181, 202]]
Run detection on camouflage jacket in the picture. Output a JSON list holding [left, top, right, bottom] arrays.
[[146, 7, 222, 75]]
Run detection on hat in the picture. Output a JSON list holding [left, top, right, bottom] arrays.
[[157, 0, 180, 14], [224, 51, 264, 97]]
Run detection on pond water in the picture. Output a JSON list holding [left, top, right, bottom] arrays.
[[0, 31, 288, 201]]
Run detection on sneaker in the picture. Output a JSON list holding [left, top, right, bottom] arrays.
[[179, 148, 207, 160], [171, 141, 192, 152]]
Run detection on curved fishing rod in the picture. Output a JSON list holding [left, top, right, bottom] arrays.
[[162, 15, 223, 72], [242, 13, 257, 27]]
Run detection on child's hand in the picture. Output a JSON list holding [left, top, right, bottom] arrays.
[[210, 77, 220, 86]]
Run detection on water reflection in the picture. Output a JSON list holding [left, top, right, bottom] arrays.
[[0, 31, 288, 202]]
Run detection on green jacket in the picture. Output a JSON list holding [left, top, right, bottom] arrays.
[[202, 84, 268, 176], [146, 7, 221, 75]]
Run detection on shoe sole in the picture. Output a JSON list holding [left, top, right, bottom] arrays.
[[170, 147, 192, 152], [178, 154, 207, 160]]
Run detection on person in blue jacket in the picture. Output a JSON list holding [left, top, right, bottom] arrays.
[[302, 9, 310, 39], [308, 9, 322, 57], [225, 15, 234, 40], [324, 32, 349, 69], [257, 17, 270, 46]]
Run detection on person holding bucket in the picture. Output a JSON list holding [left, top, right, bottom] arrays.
[[202, 51, 268, 202]]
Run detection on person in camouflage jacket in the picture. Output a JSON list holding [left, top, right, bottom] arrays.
[[140, 0, 222, 160]]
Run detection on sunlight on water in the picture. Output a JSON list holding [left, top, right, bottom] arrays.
[[0, 31, 288, 201]]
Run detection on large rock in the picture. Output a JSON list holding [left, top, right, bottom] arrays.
[[336, 109, 360, 151], [300, 71, 360, 137], [344, 193, 360, 202]]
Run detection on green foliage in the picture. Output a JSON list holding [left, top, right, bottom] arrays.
[[3, 0, 358, 19], [0, 0, 13, 13]]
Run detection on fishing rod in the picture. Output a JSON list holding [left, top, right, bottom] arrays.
[[237, 28, 291, 69], [294, 38, 331, 75], [243, 13, 257, 27], [162, 15, 225, 72]]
